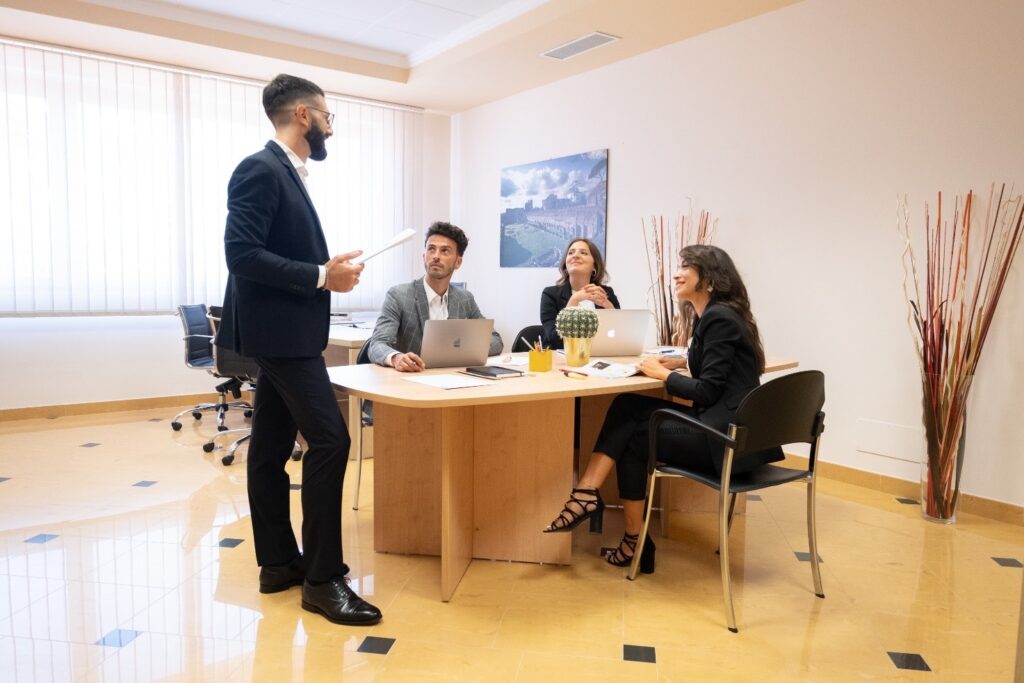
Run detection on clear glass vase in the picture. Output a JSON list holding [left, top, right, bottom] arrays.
[[563, 337, 592, 367], [919, 373, 970, 524]]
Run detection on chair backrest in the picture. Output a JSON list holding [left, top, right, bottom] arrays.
[[356, 340, 371, 365], [207, 307, 259, 382], [732, 370, 826, 459], [511, 324, 544, 352], [178, 304, 213, 366]]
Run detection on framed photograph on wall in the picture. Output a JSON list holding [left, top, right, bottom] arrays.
[[499, 149, 608, 267]]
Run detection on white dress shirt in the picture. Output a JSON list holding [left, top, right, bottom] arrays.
[[385, 277, 449, 367]]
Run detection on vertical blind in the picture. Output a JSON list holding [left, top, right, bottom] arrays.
[[0, 39, 422, 315]]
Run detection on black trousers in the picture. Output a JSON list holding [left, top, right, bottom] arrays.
[[594, 393, 718, 501], [249, 356, 350, 583]]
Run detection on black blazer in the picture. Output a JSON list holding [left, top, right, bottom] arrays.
[[664, 303, 783, 473], [216, 141, 331, 358], [539, 282, 621, 350]]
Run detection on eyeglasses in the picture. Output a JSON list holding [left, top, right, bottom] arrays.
[[305, 106, 335, 126]]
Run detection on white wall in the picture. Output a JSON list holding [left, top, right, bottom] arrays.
[[452, 0, 1024, 505], [0, 113, 449, 411]]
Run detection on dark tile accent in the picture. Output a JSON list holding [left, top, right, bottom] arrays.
[[289, 484, 302, 491], [623, 644, 657, 664], [357, 636, 395, 655], [887, 651, 931, 671], [0, 477, 9, 483], [219, 538, 244, 548], [96, 629, 143, 647], [80, 442, 100, 448], [993, 557, 1023, 568], [746, 494, 762, 501], [132, 480, 158, 488], [896, 497, 919, 505], [25, 533, 59, 544], [794, 551, 824, 563]]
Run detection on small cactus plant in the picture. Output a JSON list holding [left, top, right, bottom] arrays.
[[555, 306, 599, 339]]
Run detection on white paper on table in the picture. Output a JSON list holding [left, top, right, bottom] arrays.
[[402, 374, 491, 390], [487, 355, 528, 366], [584, 359, 640, 379], [352, 228, 416, 265]]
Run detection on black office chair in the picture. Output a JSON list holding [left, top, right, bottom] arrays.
[[201, 307, 302, 466], [628, 370, 826, 633], [351, 340, 373, 510], [170, 304, 253, 433], [511, 324, 544, 352]]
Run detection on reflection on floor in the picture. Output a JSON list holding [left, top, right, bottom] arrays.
[[0, 406, 1020, 681]]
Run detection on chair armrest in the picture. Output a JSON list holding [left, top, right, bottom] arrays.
[[183, 334, 214, 341], [647, 408, 735, 474]]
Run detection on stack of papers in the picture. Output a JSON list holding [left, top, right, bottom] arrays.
[[582, 359, 640, 379]]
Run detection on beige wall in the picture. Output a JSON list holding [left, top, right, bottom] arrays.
[[451, 0, 1024, 506]]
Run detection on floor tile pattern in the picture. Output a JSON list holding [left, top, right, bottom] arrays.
[[0, 407, 1021, 681]]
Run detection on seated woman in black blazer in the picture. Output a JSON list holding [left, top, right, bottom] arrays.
[[540, 238, 620, 350], [542, 245, 782, 573]]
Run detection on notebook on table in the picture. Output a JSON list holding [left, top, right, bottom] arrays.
[[590, 309, 651, 356], [420, 319, 494, 369]]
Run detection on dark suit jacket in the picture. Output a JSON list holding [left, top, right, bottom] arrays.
[[366, 278, 503, 365], [664, 303, 783, 473], [216, 141, 330, 358], [539, 282, 621, 350]]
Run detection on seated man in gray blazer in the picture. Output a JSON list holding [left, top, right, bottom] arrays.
[[367, 221, 503, 371]]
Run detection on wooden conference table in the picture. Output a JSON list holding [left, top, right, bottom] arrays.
[[327, 354, 797, 601]]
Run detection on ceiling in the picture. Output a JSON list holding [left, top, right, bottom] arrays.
[[0, 0, 801, 113]]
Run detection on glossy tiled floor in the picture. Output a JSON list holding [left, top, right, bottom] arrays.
[[0, 407, 1020, 681]]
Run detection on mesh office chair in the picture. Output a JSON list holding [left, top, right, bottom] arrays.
[[511, 324, 544, 352], [170, 304, 253, 433], [351, 340, 373, 510], [628, 370, 826, 633], [201, 307, 302, 466]]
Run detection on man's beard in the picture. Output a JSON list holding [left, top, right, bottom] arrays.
[[306, 122, 328, 161]]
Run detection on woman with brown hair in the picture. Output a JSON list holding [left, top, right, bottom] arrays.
[[542, 245, 781, 573], [539, 238, 620, 350]]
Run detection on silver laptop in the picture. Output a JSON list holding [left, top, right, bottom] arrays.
[[420, 319, 494, 368], [590, 309, 651, 356]]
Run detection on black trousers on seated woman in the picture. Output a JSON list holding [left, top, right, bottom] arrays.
[[593, 393, 724, 501]]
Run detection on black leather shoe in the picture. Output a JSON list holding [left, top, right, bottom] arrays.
[[302, 578, 381, 626], [259, 556, 305, 594]]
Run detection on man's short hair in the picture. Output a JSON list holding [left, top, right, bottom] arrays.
[[425, 221, 469, 256], [262, 74, 324, 128]]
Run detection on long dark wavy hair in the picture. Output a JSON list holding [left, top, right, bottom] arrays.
[[680, 244, 766, 373], [556, 238, 609, 286]]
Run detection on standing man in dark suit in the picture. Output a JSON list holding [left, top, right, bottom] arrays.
[[216, 74, 381, 626]]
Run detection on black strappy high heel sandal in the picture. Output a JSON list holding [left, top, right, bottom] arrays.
[[543, 488, 604, 533], [602, 532, 656, 574]]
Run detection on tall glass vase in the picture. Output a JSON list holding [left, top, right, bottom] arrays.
[[919, 373, 971, 524]]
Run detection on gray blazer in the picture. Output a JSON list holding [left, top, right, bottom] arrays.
[[367, 278, 504, 365]]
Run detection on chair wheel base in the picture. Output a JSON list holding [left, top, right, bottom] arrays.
[[222, 455, 234, 465], [217, 425, 228, 432], [815, 592, 825, 599], [202, 442, 215, 453], [171, 422, 182, 431], [728, 627, 738, 633], [192, 412, 203, 420], [244, 410, 253, 418]]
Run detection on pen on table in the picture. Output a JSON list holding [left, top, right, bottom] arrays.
[[558, 368, 588, 378], [537, 335, 543, 351]]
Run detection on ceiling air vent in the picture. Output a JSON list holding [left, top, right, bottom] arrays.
[[542, 32, 619, 60]]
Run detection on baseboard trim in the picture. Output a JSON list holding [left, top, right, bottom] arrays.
[[0, 394, 220, 421], [784, 454, 1023, 526]]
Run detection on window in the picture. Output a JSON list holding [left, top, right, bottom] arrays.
[[0, 38, 422, 315]]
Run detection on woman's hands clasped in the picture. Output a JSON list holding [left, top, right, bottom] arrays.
[[568, 284, 614, 309]]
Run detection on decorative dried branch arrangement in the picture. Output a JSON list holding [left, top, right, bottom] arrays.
[[898, 185, 1024, 521], [643, 209, 716, 345]]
